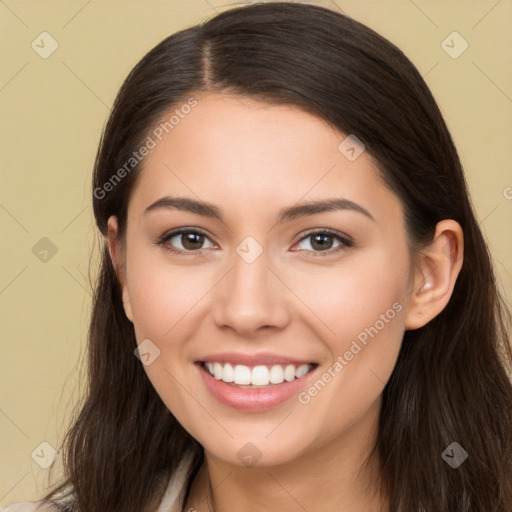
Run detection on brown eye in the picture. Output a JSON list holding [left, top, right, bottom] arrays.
[[294, 230, 352, 255], [180, 232, 205, 250], [157, 228, 215, 254], [310, 233, 335, 251]]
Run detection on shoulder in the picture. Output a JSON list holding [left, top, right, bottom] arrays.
[[2, 500, 59, 512]]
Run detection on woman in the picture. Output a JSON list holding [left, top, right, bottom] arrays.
[[5, 2, 511, 511]]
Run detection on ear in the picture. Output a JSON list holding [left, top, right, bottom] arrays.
[[107, 215, 134, 323], [404, 219, 464, 330]]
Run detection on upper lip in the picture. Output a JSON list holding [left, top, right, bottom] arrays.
[[196, 352, 317, 367]]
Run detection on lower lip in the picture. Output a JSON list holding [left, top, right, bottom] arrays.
[[195, 362, 319, 412]]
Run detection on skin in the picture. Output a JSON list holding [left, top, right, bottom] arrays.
[[107, 92, 463, 512]]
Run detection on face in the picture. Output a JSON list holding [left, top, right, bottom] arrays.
[[109, 92, 416, 468]]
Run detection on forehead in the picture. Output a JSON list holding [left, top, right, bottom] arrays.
[[128, 92, 402, 228]]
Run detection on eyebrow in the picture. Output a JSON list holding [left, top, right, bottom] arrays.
[[144, 196, 375, 223]]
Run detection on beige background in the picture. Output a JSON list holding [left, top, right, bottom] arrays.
[[1, 0, 511, 506]]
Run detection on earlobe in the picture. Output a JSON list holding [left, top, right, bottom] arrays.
[[404, 219, 464, 330], [419, 282, 432, 292], [107, 215, 134, 323], [121, 287, 134, 323]]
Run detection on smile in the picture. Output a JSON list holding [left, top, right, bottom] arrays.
[[195, 361, 320, 412], [202, 361, 316, 387]]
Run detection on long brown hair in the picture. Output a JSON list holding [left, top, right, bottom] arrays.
[[42, 2, 512, 511]]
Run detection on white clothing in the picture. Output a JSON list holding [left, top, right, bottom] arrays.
[[2, 449, 195, 512]]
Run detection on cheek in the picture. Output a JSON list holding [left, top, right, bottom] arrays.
[[124, 249, 209, 419], [290, 243, 409, 342], [289, 243, 408, 405], [287, 255, 407, 434], [126, 249, 214, 340]]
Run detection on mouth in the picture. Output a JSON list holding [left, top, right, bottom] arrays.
[[194, 358, 321, 412], [197, 361, 319, 389]]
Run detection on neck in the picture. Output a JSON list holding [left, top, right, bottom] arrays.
[[185, 402, 389, 512]]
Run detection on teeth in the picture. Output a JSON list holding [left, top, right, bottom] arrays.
[[234, 364, 251, 385], [221, 362, 234, 382], [204, 362, 313, 386], [251, 365, 269, 386], [295, 364, 310, 378]]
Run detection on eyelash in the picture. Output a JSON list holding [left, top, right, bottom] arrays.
[[155, 227, 353, 257]]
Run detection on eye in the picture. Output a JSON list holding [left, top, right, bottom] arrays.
[[156, 228, 216, 255], [292, 229, 352, 256], [156, 227, 353, 257]]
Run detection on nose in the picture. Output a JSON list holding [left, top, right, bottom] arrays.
[[211, 247, 291, 337]]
